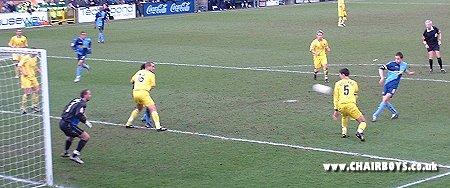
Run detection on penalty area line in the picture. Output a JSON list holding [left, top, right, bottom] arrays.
[[83, 119, 450, 170], [246, 63, 447, 69], [1, 109, 450, 188], [48, 55, 450, 83], [5, 110, 447, 169], [395, 171, 450, 188]]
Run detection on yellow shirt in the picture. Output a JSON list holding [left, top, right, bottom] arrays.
[[131, 69, 156, 92], [18, 55, 38, 77], [333, 78, 358, 109], [8, 36, 28, 48], [338, 0, 346, 10], [309, 39, 329, 56]]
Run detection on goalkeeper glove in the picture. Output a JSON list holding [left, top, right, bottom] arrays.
[[85, 121, 92, 128]]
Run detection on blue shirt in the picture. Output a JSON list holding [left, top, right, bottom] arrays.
[[71, 37, 92, 56], [95, 11, 106, 27], [380, 61, 408, 86]]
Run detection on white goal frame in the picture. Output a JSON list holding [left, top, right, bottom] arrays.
[[0, 47, 53, 187]]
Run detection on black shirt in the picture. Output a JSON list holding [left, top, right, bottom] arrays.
[[423, 26, 440, 46], [61, 98, 87, 125]]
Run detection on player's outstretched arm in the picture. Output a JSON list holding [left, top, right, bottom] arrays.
[[378, 68, 385, 86], [8, 37, 15, 48], [332, 84, 340, 120], [422, 36, 429, 49], [438, 30, 442, 45], [405, 70, 415, 75]]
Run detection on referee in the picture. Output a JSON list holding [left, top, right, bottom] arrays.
[[59, 89, 93, 164], [422, 20, 446, 73]]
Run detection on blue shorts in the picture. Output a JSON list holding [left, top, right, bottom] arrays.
[[427, 44, 440, 52], [382, 82, 399, 96], [77, 54, 86, 61]]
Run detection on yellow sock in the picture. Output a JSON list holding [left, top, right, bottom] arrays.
[[341, 117, 348, 135], [338, 17, 343, 25], [151, 111, 161, 129], [21, 94, 28, 110], [32, 93, 39, 107], [357, 122, 367, 133], [324, 68, 329, 78], [126, 109, 139, 126]]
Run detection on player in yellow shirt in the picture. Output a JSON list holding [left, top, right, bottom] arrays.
[[332, 68, 367, 141], [18, 53, 41, 114], [8, 29, 28, 78], [338, 0, 347, 27], [309, 30, 331, 83], [125, 62, 167, 131]]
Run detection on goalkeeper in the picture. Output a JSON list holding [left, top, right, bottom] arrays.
[[59, 89, 93, 164]]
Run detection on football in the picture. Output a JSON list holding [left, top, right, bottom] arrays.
[[312, 84, 332, 95]]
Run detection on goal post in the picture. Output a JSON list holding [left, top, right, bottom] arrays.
[[0, 47, 53, 187]]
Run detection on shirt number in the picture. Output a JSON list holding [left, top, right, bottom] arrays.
[[138, 74, 145, 82], [343, 85, 349, 95], [65, 99, 81, 112]]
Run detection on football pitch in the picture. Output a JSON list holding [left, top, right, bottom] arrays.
[[1, 0, 450, 187]]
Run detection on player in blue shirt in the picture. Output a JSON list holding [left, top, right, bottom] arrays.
[[371, 52, 415, 122], [71, 31, 92, 83], [95, 8, 107, 43]]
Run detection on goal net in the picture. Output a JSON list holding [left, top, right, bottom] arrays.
[[0, 47, 53, 187]]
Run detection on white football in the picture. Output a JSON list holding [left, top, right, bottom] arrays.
[[312, 84, 332, 95]]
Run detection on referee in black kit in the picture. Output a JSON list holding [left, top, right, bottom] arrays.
[[422, 19, 446, 73]]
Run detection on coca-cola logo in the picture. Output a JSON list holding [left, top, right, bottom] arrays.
[[146, 4, 168, 14], [170, 2, 191, 13], [145, 1, 192, 15]]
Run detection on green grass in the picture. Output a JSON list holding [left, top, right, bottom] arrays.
[[1, 0, 450, 187]]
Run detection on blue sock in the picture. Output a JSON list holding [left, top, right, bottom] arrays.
[[76, 65, 83, 77], [145, 109, 152, 124], [99, 32, 103, 42], [101, 33, 104, 42], [373, 102, 386, 117], [385, 102, 398, 115], [82, 63, 90, 70]]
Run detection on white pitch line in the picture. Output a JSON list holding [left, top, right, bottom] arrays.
[[396, 171, 450, 188], [349, 1, 450, 6], [0, 174, 43, 187], [64, 119, 450, 170], [246, 63, 445, 69], [48, 55, 450, 83], [2, 110, 449, 169]]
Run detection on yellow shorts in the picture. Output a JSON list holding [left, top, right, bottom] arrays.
[[12, 54, 22, 62], [338, 103, 362, 120], [313, 55, 328, 69], [133, 90, 155, 107], [338, 10, 347, 17], [21, 76, 39, 89]]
